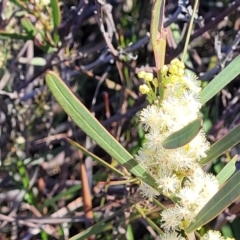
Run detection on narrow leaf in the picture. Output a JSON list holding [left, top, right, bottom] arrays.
[[67, 138, 125, 177], [200, 124, 240, 165], [29, 57, 47, 66], [186, 171, 240, 234], [50, 0, 61, 43], [0, 31, 29, 41], [42, 185, 81, 208], [200, 54, 240, 104], [45, 71, 159, 190], [70, 219, 112, 240], [50, 0, 61, 28], [69, 207, 127, 240], [162, 119, 201, 149], [21, 18, 37, 37], [150, 0, 162, 48], [70, 207, 147, 239], [216, 155, 237, 185]]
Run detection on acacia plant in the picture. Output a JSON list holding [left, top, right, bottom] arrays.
[[45, 0, 240, 239]]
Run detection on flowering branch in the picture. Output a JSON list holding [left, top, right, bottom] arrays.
[[136, 3, 234, 237]]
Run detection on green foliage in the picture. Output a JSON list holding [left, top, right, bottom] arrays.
[[216, 156, 237, 185], [201, 124, 240, 165], [46, 71, 158, 190], [186, 171, 240, 234], [200, 54, 240, 104], [162, 119, 201, 149], [0, 0, 60, 52], [1, 0, 240, 239]]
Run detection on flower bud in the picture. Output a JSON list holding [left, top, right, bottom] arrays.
[[177, 68, 185, 76], [170, 58, 180, 65], [169, 75, 178, 83], [152, 78, 159, 87], [145, 72, 154, 82], [161, 65, 169, 75], [139, 84, 150, 94], [169, 65, 179, 74], [177, 61, 185, 69], [138, 71, 146, 79]]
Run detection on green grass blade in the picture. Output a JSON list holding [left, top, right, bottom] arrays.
[[181, 0, 198, 62], [162, 119, 201, 149], [16, 159, 35, 205], [145, 217, 164, 235], [50, 0, 61, 43], [45, 71, 159, 190], [200, 54, 240, 104], [67, 138, 125, 177], [216, 155, 237, 185], [200, 124, 240, 165], [42, 185, 81, 208], [69, 223, 112, 240], [186, 171, 240, 234], [21, 18, 37, 37], [0, 31, 29, 41], [69, 207, 126, 240], [126, 225, 134, 240], [50, 0, 61, 28]]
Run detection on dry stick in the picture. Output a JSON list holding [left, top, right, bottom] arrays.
[[168, 1, 240, 62], [0, 40, 34, 91], [15, 48, 60, 91], [0, 190, 25, 231], [30, 97, 147, 151], [201, 32, 240, 81], [103, 91, 111, 120], [0, 214, 38, 228], [81, 69, 138, 99], [93, 1, 119, 61], [94, 0, 135, 145], [90, 67, 111, 114], [222, 30, 240, 67], [94, 0, 127, 115], [10, 197, 86, 238], [77, 3, 187, 73], [79, 150, 94, 239]]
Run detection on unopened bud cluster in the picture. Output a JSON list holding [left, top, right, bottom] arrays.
[[136, 59, 232, 239]]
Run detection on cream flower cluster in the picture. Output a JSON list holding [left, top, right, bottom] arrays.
[[157, 230, 234, 240], [136, 59, 232, 239]]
